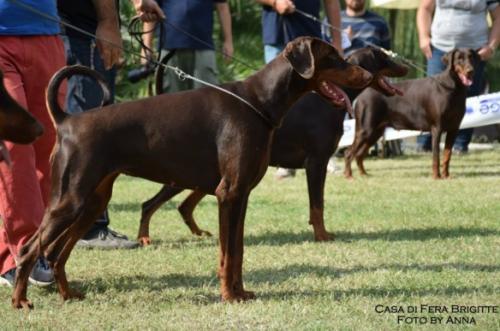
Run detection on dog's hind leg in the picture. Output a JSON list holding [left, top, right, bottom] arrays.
[[178, 190, 211, 236], [50, 173, 119, 301], [139, 185, 184, 245]]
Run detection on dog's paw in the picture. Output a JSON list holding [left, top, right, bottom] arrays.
[[62, 289, 85, 301], [12, 298, 33, 310], [314, 231, 335, 241], [138, 236, 152, 246]]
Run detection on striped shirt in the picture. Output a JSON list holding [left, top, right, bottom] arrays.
[[341, 11, 391, 56]]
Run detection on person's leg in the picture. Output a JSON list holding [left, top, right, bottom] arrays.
[[264, 44, 284, 64], [453, 60, 486, 152], [193, 49, 218, 88], [65, 36, 137, 249], [417, 46, 446, 151], [0, 35, 64, 285], [162, 49, 195, 93]]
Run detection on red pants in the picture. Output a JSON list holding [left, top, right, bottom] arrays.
[[0, 35, 65, 275]]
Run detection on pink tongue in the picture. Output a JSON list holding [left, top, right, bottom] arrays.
[[0, 141, 11, 168], [459, 73, 473, 86], [334, 86, 352, 115]]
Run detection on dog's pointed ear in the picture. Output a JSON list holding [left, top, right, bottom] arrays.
[[283, 38, 315, 79], [442, 50, 456, 68]]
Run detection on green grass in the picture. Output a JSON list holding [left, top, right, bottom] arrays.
[[2, 148, 499, 330]]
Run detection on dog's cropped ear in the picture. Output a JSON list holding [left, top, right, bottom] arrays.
[[283, 38, 315, 79], [441, 50, 456, 68]]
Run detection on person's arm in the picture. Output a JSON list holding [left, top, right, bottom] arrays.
[[324, 0, 342, 55], [417, 0, 435, 60], [131, 0, 165, 22], [478, 6, 500, 61], [255, 0, 295, 15], [92, 0, 123, 70], [215, 2, 234, 62], [141, 21, 156, 65]]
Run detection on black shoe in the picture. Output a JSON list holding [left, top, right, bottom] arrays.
[[76, 228, 139, 250]]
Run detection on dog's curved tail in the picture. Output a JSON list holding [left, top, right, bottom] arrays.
[[46, 65, 111, 125]]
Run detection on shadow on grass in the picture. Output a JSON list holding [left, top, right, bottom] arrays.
[[247, 262, 500, 285], [258, 284, 497, 302], [244, 226, 500, 246], [58, 262, 498, 304]]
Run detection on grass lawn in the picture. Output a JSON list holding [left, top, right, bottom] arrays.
[[1, 148, 499, 330]]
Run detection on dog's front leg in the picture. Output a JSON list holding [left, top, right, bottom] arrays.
[[442, 129, 458, 178], [215, 179, 253, 302], [431, 126, 442, 179]]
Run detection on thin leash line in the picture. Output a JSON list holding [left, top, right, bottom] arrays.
[[128, 16, 259, 71], [7, 0, 273, 126], [294, 8, 429, 76]]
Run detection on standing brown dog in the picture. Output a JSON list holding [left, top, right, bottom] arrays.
[[136, 47, 408, 245], [344, 48, 477, 179], [12, 37, 372, 309], [0, 70, 44, 162]]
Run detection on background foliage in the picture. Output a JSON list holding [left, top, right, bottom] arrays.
[[116, 1, 500, 101]]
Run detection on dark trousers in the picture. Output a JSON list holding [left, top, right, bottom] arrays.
[[63, 35, 117, 230]]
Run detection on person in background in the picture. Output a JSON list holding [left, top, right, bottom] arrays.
[[256, 0, 342, 179], [340, 0, 390, 56], [142, 0, 233, 93], [417, 0, 500, 153], [0, 0, 65, 286], [57, 0, 165, 249]]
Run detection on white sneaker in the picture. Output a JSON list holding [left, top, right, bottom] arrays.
[[275, 168, 296, 179]]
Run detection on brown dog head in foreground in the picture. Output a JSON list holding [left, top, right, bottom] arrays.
[[12, 37, 372, 309], [0, 70, 44, 165], [345, 48, 478, 179]]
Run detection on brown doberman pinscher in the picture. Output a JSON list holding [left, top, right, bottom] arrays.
[[136, 46, 408, 245], [345, 48, 477, 179], [0, 70, 44, 163], [12, 37, 372, 309]]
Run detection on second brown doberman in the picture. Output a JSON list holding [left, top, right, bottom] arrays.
[[12, 37, 372, 309], [136, 46, 408, 245], [345, 48, 477, 179], [0, 70, 44, 163]]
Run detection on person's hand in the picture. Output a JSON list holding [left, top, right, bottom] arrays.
[[223, 40, 234, 63], [344, 26, 353, 41], [419, 35, 432, 60], [273, 0, 295, 15], [477, 44, 495, 61], [95, 20, 123, 70], [132, 0, 166, 22]]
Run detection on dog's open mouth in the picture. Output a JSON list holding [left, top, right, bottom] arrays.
[[319, 80, 352, 114], [0, 140, 11, 167], [378, 76, 404, 96], [458, 73, 473, 87]]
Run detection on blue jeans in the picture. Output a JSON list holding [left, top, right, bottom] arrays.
[[264, 44, 285, 64], [417, 46, 485, 151], [63, 35, 117, 228]]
